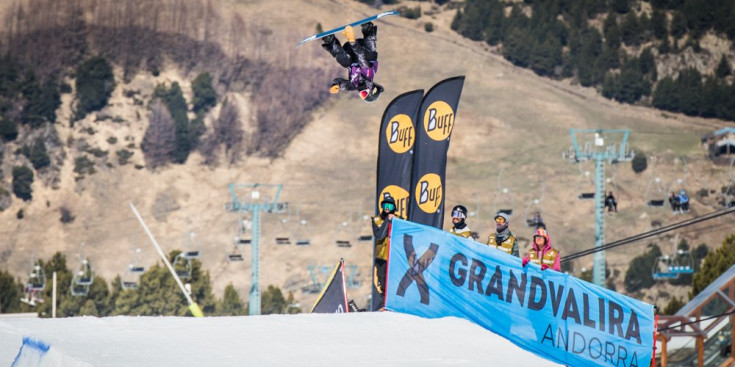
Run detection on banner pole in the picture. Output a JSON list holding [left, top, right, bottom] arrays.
[[130, 203, 204, 317]]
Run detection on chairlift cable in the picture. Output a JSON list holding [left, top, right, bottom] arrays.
[[563, 206, 735, 262], [658, 309, 735, 332]]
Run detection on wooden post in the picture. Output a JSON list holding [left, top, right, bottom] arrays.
[[697, 336, 704, 367], [731, 314, 735, 365], [52, 272, 56, 318], [661, 336, 668, 367]]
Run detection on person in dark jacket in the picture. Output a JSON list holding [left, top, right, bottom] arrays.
[[321, 22, 384, 102], [371, 194, 395, 309], [669, 192, 681, 213], [605, 191, 618, 213]]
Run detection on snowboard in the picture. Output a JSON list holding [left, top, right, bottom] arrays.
[[296, 10, 398, 48]]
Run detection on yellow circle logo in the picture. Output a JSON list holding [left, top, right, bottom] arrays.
[[385, 114, 415, 154], [415, 173, 443, 214], [379, 185, 409, 219], [423, 101, 455, 141]]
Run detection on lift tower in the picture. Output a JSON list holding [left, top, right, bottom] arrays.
[[226, 183, 286, 315], [563, 129, 633, 287]]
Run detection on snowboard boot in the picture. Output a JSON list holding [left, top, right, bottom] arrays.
[[343, 25, 356, 43], [361, 22, 377, 38], [321, 34, 338, 52]]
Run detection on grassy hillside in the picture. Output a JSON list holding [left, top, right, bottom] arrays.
[[0, 0, 734, 312]]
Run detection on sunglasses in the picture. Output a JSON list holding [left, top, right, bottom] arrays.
[[495, 217, 506, 224], [451, 210, 465, 219], [382, 203, 395, 211]]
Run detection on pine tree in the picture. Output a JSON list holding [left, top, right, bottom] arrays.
[[653, 76, 678, 111], [690, 235, 735, 299], [28, 137, 51, 170], [191, 73, 217, 114], [0, 118, 18, 141], [670, 11, 687, 39], [217, 283, 246, 316], [675, 68, 703, 116], [651, 9, 667, 39], [662, 296, 685, 315], [625, 244, 662, 292], [620, 12, 642, 46], [715, 55, 731, 78], [612, 0, 630, 13], [12, 166, 33, 201], [74, 56, 115, 121], [604, 14, 622, 50], [0, 268, 23, 313], [261, 285, 287, 315]]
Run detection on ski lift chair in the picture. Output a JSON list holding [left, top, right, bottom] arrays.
[[668, 249, 694, 274], [645, 177, 667, 207], [335, 221, 352, 248], [121, 281, 139, 290], [652, 255, 678, 280], [173, 253, 192, 280], [357, 215, 373, 242], [234, 217, 252, 246], [494, 170, 515, 216], [180, 231, 201, 259], [121, 249, 145, 290], [494, 188, 515, 216], [21, 263, 47, 306], [27, 264, 46, 291], [227, 237, 245, 262], [295, 219, 312, 246], [227, 253, 244, 262], [274, 210, 292, 245], [575, 166, 595, 200], [70, 278, 90, 296], [74, 259, 94, 286]]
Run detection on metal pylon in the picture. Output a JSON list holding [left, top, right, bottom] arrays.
[[250, 208, 261, 315], [563, 129, 634, 287], [593, 158, 606, 286], [225, 183, 286, 316]]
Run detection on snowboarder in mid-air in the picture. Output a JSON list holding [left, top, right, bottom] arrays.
[[321, 22, 384, 103]]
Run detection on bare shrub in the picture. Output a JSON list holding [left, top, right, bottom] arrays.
[[141, 99, 176, 169]]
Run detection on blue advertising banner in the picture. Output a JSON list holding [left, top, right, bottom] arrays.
[[385, 219, 654, 367]]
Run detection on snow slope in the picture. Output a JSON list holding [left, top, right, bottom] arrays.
[[1, 312, 564, 366]]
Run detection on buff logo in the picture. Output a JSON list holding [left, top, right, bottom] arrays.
[[416, 173, 442, 214], [424, 101, 454, 141], [386, 114, 414, 154], [380, 185, 409, 219]]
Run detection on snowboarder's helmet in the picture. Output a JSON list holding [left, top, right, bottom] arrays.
[[451, 205, 468, 219], [533, 228, 549, 244], [381, 195, 396, 213], [359, 85, 382, 103]]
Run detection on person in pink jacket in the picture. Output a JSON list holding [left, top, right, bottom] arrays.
[[522, 228, 561, 271]]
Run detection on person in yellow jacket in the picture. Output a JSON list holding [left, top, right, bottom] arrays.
[[487, 212, 519, 257], [448, 204, 473, 239], [371, 194, 395, 309], [522, 228, 561, 271]]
